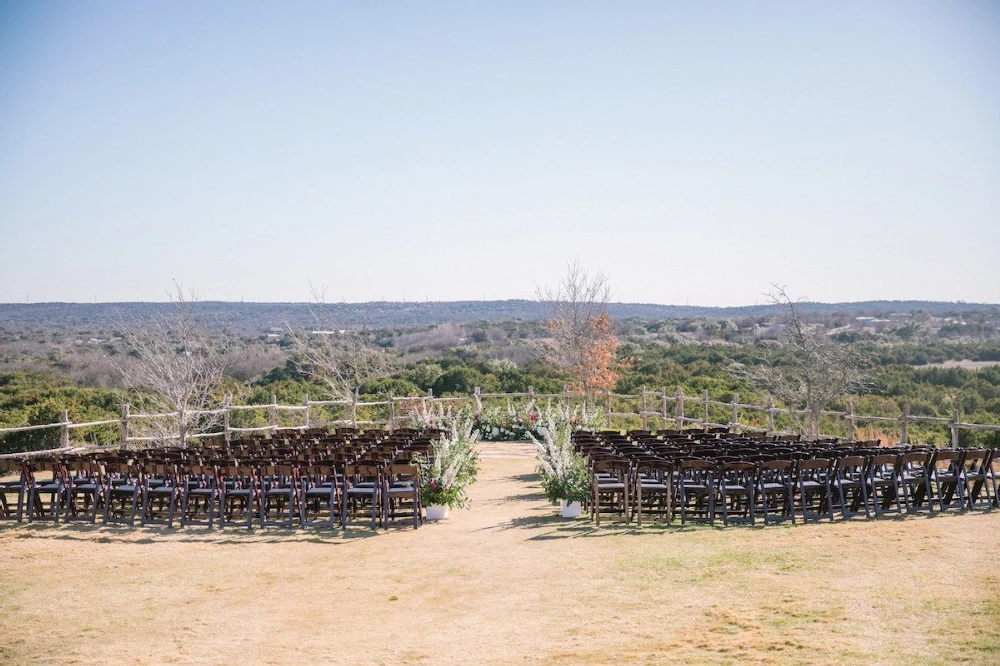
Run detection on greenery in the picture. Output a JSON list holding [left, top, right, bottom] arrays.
[[530, 411, 592, 504], [0, 372, 120, 453], [3, 303, 1000, 453], [414, 416, 480, 509]]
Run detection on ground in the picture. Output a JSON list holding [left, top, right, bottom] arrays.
[[1, 443, 998, 665]]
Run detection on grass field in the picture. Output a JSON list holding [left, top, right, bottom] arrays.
[[1, 445, 998, 665]]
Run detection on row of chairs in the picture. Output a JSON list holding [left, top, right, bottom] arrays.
[[576, 430, 998, 526], [0, 458, 424, 530], [0, 427, 441, 530]]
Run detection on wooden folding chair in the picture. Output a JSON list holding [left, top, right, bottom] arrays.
[[63, 459, 104, 524], [591, 458, 631, 526], [832, 456, 870, 520], [259, 464, 299, 528], [141, 462, 181, 528], [300, 463, 342, 529], [382, 463, 421, 529], [961, 450, 994, 511], [868, 454, 904, 517], [758, 459, 795, 524], [796, 458, 834, 523], [218, 465, 258, 529], [103, 460, 143, 526], [677, 459, 715, 526], [718, 461, 757, 526], [929, 450, 965, 512], [180, 464, 221, 528], [342, 463, 381, 529], [27, 460, 65, 524], [633, 459, 673, 526], [0, 458, 27, 523], [898, 451, 934, 513]]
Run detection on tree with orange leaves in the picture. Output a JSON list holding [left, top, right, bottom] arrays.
[[538, 261, 620, 409]]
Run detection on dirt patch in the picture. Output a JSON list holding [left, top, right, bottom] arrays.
[[1, 452, 998, 665], [915, 359, 1000, 371]]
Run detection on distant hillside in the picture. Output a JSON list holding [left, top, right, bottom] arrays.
[[1, 299, 996, 333]]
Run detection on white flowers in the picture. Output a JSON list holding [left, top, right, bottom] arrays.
[[529, 412, 576, 480]]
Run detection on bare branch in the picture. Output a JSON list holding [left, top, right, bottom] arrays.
[[734, 285, 870, 437], [114, 284, 229, 447], [535, 259, 619, 405], [286, 287, 397, 401]]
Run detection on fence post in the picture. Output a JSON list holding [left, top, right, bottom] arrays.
[[900, 404, 909, 445], [388, 391, 395, 430], [351, 391, 359, 425], [223, 405, 231, 444], [607, 389, 613, 422], [661, 388, 668, 430], [766, 395, 775, 435], [846, 399, 856, 441], [58, 410, 70, 448], [303, 394, 310, 429], [269, 394, 278, 435], [731, 393, 739, 433], [474, 386, 482, 412], [951, 409, 960, 448], [120, 403, 130, 445], [702, 390, 710, 428], [527, 385, 535, 414], [675, 388, 684, 430], [640, 386, 648, 430], [562, 386, 570, 416]]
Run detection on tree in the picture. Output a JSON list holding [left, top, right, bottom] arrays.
[[536, 260, 620, 408], [737, 285, 869, 438], [115, 285, 230, 447], [285, 287, 396, 405]]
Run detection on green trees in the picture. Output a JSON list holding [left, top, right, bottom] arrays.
[[0, 372, 119, 453]]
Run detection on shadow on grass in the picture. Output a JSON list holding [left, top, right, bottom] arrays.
[[3, 521, 380, 545], [496, 491, 548, 503], [481, 510, 710, 539]]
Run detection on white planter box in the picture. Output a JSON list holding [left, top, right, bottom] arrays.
[[425, 504, 450, 520], [560, 500, 582, 518]]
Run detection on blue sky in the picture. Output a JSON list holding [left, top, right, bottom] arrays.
[[1, 2, 998, 306]]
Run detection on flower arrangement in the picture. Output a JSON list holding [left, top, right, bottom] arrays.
[[473, 402, 606, 442], [414, 416, 480, 509], [406, 400, 606, 442], [473, 405, 537, 441], [529, 411, 591, 505]]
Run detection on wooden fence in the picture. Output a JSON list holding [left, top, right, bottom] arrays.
[[2, 387, 999, 455]]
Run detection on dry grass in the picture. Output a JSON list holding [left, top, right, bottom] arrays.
[[854, 426, 902, 446], [1, 447, 998, 665]]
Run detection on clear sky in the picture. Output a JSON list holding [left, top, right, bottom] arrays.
[[1, 2, 998, 306]]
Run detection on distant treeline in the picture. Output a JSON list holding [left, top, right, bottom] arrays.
[[1, 299, 997, 331], [4, 341, 1000, 453]]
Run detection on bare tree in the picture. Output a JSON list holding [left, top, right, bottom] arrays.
[[115, 285, 230, 447], [736, 285, 869, 438], [536, 260, 620, 409], [286, 286, 396, 405]]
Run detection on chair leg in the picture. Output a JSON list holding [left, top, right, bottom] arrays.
[[636, 483, 643, 527], [167, 491, 177, 528], [720, 487, 729, 527]]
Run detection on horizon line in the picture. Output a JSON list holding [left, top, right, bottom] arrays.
[[1, 298, 997, 309]]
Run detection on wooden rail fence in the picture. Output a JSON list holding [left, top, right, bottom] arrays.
[[2, 387, 999, 455]]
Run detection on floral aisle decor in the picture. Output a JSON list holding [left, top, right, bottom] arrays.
[[413, 416, 481, 519], [473, 403, 606, 442], [473, 405, 537, 441], [403, 398, 606, 442], [529, 412, 591, 517]]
